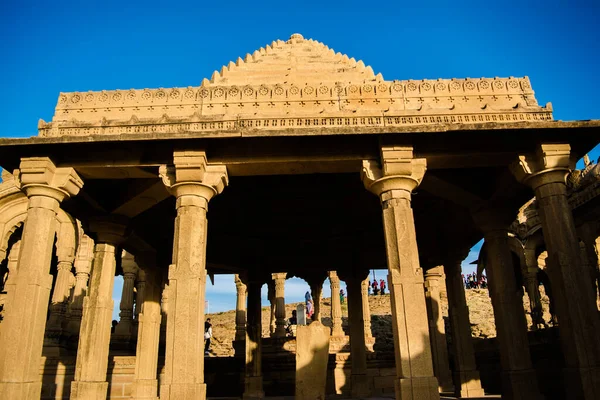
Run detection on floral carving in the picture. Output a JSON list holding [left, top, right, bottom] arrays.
[[213, 88, 225, 98], [521, 80, 531, 89], [85, 93, 95, 102], [126, 91, 136, 100], [59, 95, 67, 104], [141, 91, 152, 100], [170, 89, 180, 99], [98, 93, 109, 102], [479, 81, 490, 90], [348, 85, 359, 93], [421, 82, 432, 91], [243, 87, 254, 96], [274, 86, 285, 96], [391, 83, 403, 92], [304, 86, 314, 95], [377, 84, 388, 92], [71, 94, 81, 103], [289, 86, 300, 95], [406, 82, 417, 91], [362, 84, 373, 92], [199, 88, 210, 98], [112, 92, 123, 101], [229, 87, 240, 97], [435, 82, 446, 91], [259, 86, 269, 96], [464, 81, 476, 90], [493, 81, 504, 90], [184, 89, 195, 99], [155, 90, 166, 99], [318, 86, 329, 94], [508, 80, 519, 89], [450, 82, 462, 91], [335, 86, 345, 94]]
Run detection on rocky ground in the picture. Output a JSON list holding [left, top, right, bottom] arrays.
[[206, 286, 554, 357]]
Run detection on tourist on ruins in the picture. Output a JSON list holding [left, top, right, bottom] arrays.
[[368, 280, 372, 295], [339, 288, 346, 303], [204, 318, 213, 355], [380, 279, 386, 295], [372, 279, 379, 295], [286, 310, 297, 336]]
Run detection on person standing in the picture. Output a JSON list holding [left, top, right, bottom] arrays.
[[339, 288, 346, 304], [368, 280, 372, 295], [204, 318, 213, 355], [379, 279, 386, 295], [372, 279, 379, 295]]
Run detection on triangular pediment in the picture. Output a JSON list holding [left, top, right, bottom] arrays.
[[204, 33, 381, 86]]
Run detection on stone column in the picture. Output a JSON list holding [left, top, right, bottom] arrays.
[[328, 271, 344, 337], [159, 283, 169, 343], [579, 222, 600, 303], [0, 158, 82, 400], [444, 260, 484, 397], [267, 280, 276, 336], [158, 152, 228, 400], [474, 209, 541, 400], [244, 279, 264, 400], [131, 268, 162, 400], [361, 277, 372, 338], [424, 266, 454, 393], [67, 234, 94, 338], [523, 248, 545, 329], [113, 251, 138, 340], [272, 272, 287, 337], [512, 144, 600, 399], [235, 274, 247, 342], [70, 218, 127, 400], [309, 278, 324, 322], [45, 251, 75, 348], [346, 274, 370, 398], [135, 269, 147, 320], [0, 240, 21, 318], [361, 147, 439, 400]]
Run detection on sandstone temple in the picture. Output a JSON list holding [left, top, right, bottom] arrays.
[[0, 33, 598, 400]]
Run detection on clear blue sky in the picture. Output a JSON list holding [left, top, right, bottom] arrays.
[[2, 1, 598, 315]]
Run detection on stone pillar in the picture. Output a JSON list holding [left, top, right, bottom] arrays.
[[444, 260, 484, 397], [0, 240, 21, 318], [523, 248, 545, 329], [244, 279, 264, 400], [135, 269, 147, 320], [309, 278, 324, 322], [70, 219, 127, 400], [361, 147, 439, 400], [328, 271, 344, 337], [159, 283, 169, 343], [235, 274, 247, 342], [44, 250, 75, 348], [512, 144, 600, 399], [131, 269, 162, 400], [424, 266, 454, 393], [158, 152, 228, 400], [346, 274, 370, 398], [579, 222, 600, 303], [67, 234, 94, 338], [267, 280, 276, 336], [113, 251, 138, 340], [0, 158, 82, 400], [474, 209, 541, 400], [272, 272, 287, 337], [361, 277, 372, 338]]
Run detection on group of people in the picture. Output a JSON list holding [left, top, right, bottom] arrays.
[[463, 273, 487, 289], [369, 279, 387, 295]]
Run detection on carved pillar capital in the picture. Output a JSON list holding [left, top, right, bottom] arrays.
[[18, 157, 83, 202], [159, 150, 228, 208], [510, 143, 573, 192], [361, 146, 426, 200]]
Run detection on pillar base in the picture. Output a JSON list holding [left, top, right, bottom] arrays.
[[70, 381, 109, 400], [454, 370, 485, 398], [502, 369, 542, 400], [562, 366, 600, 400], [396, 376, 439, 400], [131, 378, 159, 399], [0, 381, 42, 400], [243, 376, 264, 400], [160, 383, 206, 400], [351, 373, 371, 398]]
